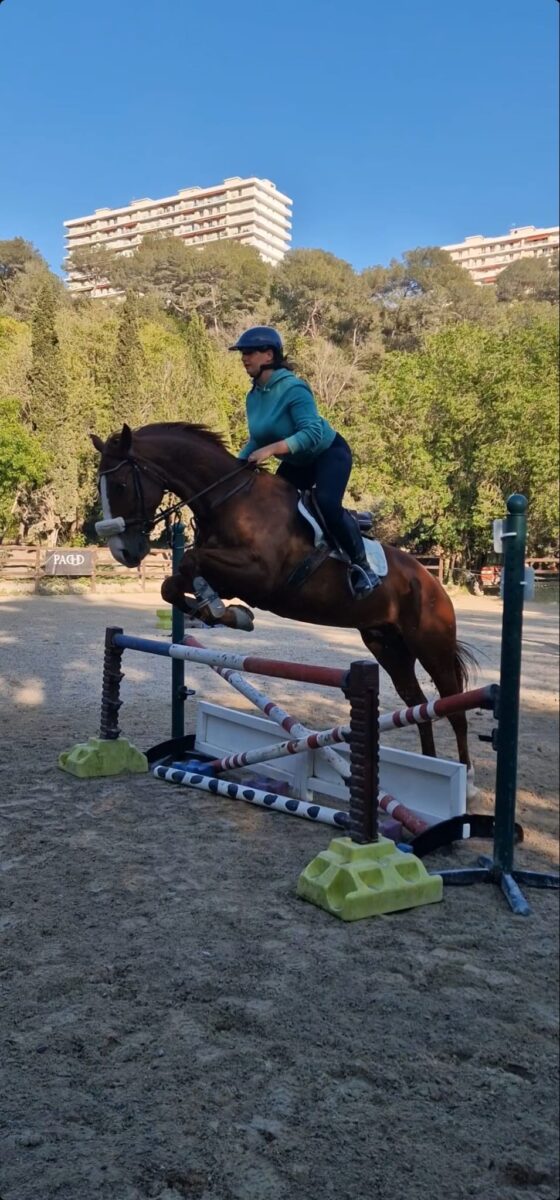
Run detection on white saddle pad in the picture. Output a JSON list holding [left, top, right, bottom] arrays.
[[297, 500, 388, 577]]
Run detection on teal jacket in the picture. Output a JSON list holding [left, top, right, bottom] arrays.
[[237, 369, 336, 465]]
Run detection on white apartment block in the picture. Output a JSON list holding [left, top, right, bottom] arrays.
[[64, 176, 292, 297], [442, 224, 559, 285]]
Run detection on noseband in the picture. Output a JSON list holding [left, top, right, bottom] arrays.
[[95, 452, 253, 540]]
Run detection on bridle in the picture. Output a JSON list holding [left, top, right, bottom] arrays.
[[95, 452, 254, 541]]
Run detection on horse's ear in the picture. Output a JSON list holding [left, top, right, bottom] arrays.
[[90, 433, 105, 453], [119, 424, 132, 455]]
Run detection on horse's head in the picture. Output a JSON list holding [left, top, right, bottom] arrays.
[[91, 424, 166, 567]]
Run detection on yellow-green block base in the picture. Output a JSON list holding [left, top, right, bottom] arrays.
[[297, 835, 443, 922], [156, 609, 172, 628], [58, 737, 148, 779]]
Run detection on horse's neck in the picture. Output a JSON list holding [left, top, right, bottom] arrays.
[[142, 430, 235, 502]]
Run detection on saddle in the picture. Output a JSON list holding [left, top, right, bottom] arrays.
[[301, 489, 374, 541], [286, 490, 385, 591]]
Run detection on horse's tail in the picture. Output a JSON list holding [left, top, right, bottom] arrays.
[[455, 640, 479, 689]]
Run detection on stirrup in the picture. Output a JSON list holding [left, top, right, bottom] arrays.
[[348, 562, 381, 598]]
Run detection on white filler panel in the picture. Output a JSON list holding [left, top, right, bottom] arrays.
[[195, 702, 466, 828]]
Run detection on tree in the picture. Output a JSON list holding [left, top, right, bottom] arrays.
[[0, 237, 65, 320], [64, 244, 116, 291], [104, 235, 271, 334], [288, 334, 375, 419], [27, 282, 78, 541], [357, 315, 559, 557], [0, 237, 43, 300], [110, 292, 144, 425], [0, 398, 48, 538], [272, 249, 379, 347], [182, 312, 240, 437], [496, 254, 559, 304], [0, 315, 31, 404], [364, 246, 497, 350], [175, 241, 271, 337]]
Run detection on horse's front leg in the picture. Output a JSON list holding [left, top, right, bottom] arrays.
[[161, 548, 256, 632], [160, 569, 202, 619]]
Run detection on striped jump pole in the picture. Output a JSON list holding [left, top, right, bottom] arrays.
[[379, 684, 498, 731], [92, 624, 447, 919], [105, 627, 377, 842], [111, 632, 349, 690], [153, 762, 423, 838], [153, 764, 351, 830], [201, 724, 350, 775], [199, 682, 499, 778], [182, 634, 350, 783]]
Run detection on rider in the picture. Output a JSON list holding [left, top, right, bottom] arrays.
[[230, 326, 380, 597]]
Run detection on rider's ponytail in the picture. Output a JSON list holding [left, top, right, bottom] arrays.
[[271, 348, 296, 372]]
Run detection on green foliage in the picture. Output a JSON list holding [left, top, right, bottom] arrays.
[[364, 247, 498, 350], [0, 238, 42, 292], [110, 292, 144, 425], [0, 397, 48, 536], [0, 238, 66, 320], [356, 316, 559, 556], [98, 235, 271, 335], [496, 253, 559, 304], [0, 315, 31, 402], [27, 282, 79, 539], [272, 249, 380, 349], [0, 232, 558, 556], [64, 244, 115, 289]]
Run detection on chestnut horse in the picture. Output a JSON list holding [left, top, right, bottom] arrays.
[[91, 422, 477, 789]]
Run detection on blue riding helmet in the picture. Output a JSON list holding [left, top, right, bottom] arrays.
[[229, 326, 283, 353]]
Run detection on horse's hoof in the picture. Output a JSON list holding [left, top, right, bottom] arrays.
[[223, 604, 255, 632]]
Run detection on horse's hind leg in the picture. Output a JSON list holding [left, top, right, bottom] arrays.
[[414, 648, 476, 797], [360, 629, 437, 758]]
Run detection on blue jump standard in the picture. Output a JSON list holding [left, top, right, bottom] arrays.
[[434, 494, 559, 915]]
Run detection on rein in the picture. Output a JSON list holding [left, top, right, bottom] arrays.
[[96, 453, 254, 539]]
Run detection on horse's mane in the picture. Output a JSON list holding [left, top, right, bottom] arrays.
[[139, 422, 230, 450], [105, 422, 231, 454]]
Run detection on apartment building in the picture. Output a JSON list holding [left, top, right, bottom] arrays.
[[64, 176, 292, 297], [442, 224, 559, 285]]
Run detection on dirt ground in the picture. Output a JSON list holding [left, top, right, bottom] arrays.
[[0, 589, 558, 1200]]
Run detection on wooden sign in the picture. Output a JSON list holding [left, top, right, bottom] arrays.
[[43, 550, 95, 576]]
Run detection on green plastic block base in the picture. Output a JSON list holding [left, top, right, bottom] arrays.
[[58, 737, 148, 778], [297, 835, 443, 922]]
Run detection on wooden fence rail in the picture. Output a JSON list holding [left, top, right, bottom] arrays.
[[0, 545, 173, 591], [1, 544, 446, 590]]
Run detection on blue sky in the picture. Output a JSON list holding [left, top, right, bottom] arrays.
[[0, 0, 557, 274]]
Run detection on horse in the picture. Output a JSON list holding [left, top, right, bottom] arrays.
[[91, 421, 478, 793]]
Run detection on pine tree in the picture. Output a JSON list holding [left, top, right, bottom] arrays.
[[183, 311, 216, 388], [110, 291, 144, 426], [27, 281, 78, 541], [182, 312, 234, 439]]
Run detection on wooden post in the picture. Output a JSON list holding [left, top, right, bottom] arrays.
[[345, 660, 380, 844], [99, 627, 125, 740]]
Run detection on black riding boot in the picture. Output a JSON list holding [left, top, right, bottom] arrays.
[[340, 514, 382, 598]]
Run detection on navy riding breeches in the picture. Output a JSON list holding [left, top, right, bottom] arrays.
[[276, 432, 362, 560]]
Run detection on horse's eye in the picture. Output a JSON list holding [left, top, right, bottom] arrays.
[[114, 481, 127, 493]]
